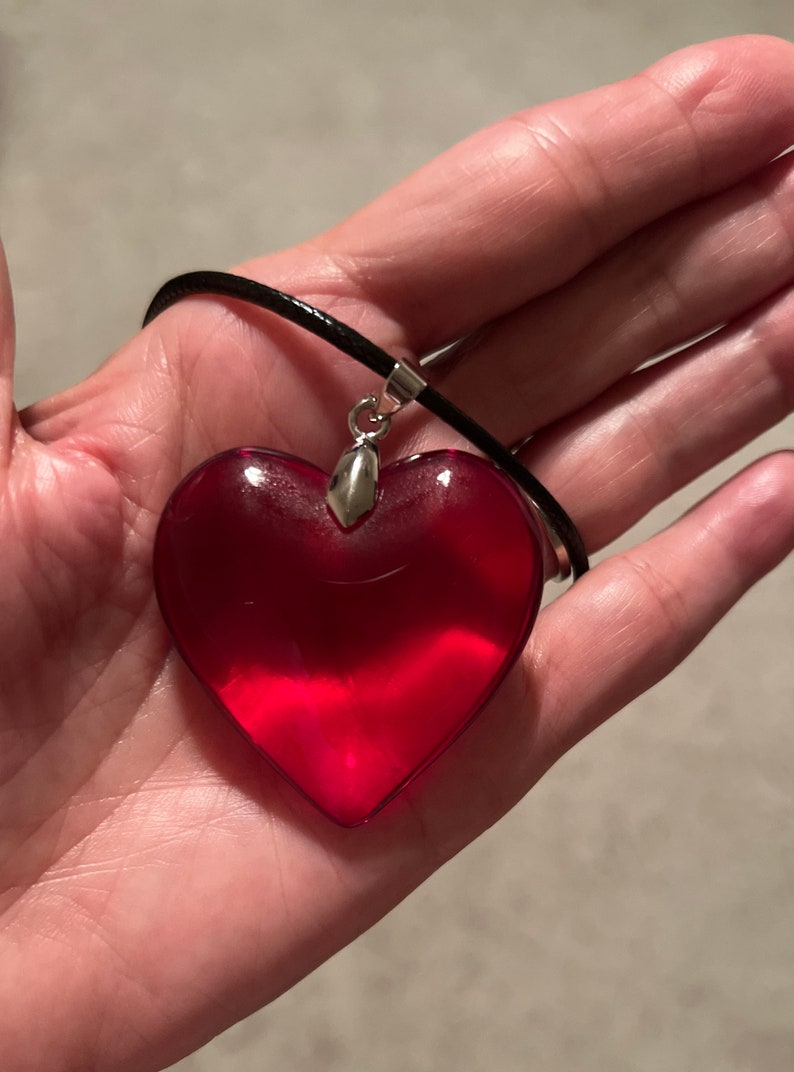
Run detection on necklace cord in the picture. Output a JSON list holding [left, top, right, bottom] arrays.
[[143, 270, 589, 580]]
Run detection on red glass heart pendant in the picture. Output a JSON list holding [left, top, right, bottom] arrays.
[[154, 447, 544, 825]]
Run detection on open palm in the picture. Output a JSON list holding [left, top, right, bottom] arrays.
[[2, 36, 794, 1072]]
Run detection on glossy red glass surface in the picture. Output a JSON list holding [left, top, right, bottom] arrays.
[[154, 448, 544, 825]]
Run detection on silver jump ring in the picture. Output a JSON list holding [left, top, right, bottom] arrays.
[[348, 396, 391, 442]]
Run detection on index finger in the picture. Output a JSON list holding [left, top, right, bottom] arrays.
[[308, 35, 794, 353]]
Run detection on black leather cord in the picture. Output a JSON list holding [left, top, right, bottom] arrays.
[[143, 271, 589, 580]]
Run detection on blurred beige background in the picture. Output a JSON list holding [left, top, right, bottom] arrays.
[[1, 2, 792, 1070]]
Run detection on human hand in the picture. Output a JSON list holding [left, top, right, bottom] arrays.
[[2, 34, 793, 1072]]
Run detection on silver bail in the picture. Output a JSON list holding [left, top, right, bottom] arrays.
[[327, 395, 391, 528], [376, 359, 427, 415], [327, 439, 380, 528]]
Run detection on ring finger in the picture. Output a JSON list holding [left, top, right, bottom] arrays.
[[519, 282, 794, 556]]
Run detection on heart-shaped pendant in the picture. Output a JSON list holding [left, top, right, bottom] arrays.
[[154, 447, 544, 825]]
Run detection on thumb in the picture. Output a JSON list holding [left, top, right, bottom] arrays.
[[0, 238, 17, 466]]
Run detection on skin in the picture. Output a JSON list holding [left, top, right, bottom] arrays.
[[1, 33, 793, 1072]]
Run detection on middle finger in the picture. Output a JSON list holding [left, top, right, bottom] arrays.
[[436, 151, 794, 443]]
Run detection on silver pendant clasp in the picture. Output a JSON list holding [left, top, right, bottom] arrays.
[[327, 396, 391, 528], [327, 361, 425, 529]]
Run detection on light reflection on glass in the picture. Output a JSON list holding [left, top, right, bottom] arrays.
[[244, 465, 267, 488]]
